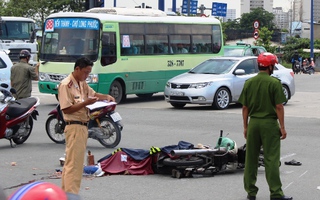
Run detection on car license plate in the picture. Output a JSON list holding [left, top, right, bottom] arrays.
[[170, 91, 184, 96], [110, 112, 122, 122]]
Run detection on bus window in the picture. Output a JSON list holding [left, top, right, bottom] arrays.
[[192, 35, 212, 53], [101, 32, 116, 66], [145, 35, 168, 55], [212, 25, 222, 53], [170, 35, 191, 54], [120, 34, 144, 55], [43, 32, 59, 54]]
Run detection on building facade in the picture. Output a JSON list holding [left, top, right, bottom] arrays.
[[292, 0, 320, 22], [273, 7, 290, 30], [241, 0, 273, 15], [223, 9, 237, 22]]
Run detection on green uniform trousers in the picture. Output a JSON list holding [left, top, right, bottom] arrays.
[[61, 124, 88, 194], [244, 118, 284, 198]]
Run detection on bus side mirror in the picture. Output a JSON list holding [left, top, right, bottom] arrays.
[[0, 17, 2, 36], [30, 30, 36, 43]]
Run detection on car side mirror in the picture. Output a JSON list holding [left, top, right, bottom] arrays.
[[10, 88, 16, 94], [234, 69, 246, 75]]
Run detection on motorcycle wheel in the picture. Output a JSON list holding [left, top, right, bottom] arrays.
[[97, 117, 121, 148], [163, 156, 204, 166], [12, 116, 33, 145], [45, 115, 65, 144]]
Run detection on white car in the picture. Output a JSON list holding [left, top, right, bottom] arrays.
[[164, 56, 295, 109], [0, 50, 13, 91]]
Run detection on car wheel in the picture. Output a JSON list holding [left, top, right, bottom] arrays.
[[170, 102, 186, 108], [282, 85, 290, 105], [213, 87, 230, 110]]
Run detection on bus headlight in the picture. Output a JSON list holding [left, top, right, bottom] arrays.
[[39, 72, 50, 81], [86, 74, 98, 83]]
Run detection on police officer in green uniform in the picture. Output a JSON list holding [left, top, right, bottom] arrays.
[[10, 50, 39, 99], [238, 53, 293, 200]]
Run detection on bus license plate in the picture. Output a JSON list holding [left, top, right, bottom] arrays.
[[170, 91, 184, 96], [110, 112, 122, 122]]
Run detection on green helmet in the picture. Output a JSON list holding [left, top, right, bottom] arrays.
[[215, 137, 235, 150]]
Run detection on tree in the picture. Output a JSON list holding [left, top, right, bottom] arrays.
[[255, 27, 275, 52], [240, 8, 275, 30], [1, 0, 85, 27]]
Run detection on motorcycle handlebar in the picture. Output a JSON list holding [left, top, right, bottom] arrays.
[[170, 147, 228, 156]]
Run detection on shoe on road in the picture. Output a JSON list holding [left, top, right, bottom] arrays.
[[270, 196, 293, 200]]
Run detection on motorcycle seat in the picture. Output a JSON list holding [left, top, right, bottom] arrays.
[[6, 97, 37, 119]]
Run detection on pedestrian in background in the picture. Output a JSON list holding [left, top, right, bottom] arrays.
[[58, 57, 114, 195], [238, 53, 292, 200], [10, 50, 39, 99]]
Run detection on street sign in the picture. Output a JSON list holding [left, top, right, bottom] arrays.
[[182, 0, 198, 15], [212, 2, 227, 17], [253, 20, 260, 29], [253, 30, 259, 40]]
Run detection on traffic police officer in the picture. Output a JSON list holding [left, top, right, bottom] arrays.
[[238, 53, 292, 200], [58, 57, 114, 194]]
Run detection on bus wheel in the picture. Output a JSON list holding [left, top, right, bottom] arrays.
[[110, 80, 124, 103], [136, 93, 153, 98]]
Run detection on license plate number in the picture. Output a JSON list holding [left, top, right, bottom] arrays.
[[170, 91, 184, 96], [110, 112, 122, 122]]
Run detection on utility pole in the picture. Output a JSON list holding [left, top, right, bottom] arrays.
[[310, 0, 314, 59], [187, 0, 191, 16]]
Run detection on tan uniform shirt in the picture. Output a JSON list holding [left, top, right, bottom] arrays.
[[10, 60, 38, 99], [58, 73, 96, 122]]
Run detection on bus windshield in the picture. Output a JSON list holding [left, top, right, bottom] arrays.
[[0, 21, 34, 40], [40, 18, 100, 62]]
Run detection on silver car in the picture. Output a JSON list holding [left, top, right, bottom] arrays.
[[164, 56, 295, 109]]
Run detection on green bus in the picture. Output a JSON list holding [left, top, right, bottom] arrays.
[[39, 7, 224, 103]]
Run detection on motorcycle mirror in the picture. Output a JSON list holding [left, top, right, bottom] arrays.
[[0, 83, 8, 88]]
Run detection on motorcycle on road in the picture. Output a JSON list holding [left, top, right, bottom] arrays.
[[0, 83, 40, 147], [45, 101, 123, 148], [159, 130, 266, 178]]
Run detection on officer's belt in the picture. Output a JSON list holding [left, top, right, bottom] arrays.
[[66, 121, 88, 126]]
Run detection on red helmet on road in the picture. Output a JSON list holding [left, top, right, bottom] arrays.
[[257, 52, 278, 68], [8, 181, 67, 200]]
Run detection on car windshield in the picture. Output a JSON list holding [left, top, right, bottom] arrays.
[[189, 59, 237, 74], [224, 48, 244, 56]]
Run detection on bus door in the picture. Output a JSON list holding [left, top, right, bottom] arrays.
[[101, 32, 116, 66]]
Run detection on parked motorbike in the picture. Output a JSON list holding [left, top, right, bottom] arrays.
[[301, 65, 315, 75], [293, 60, 302, 74], [45, 101, 123, 148], [159, 130, 266, 178], [0, 83, 40, 147]]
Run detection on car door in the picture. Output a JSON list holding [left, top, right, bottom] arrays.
[[0, 51, 13, 91], [232, 58, 257, 100]]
